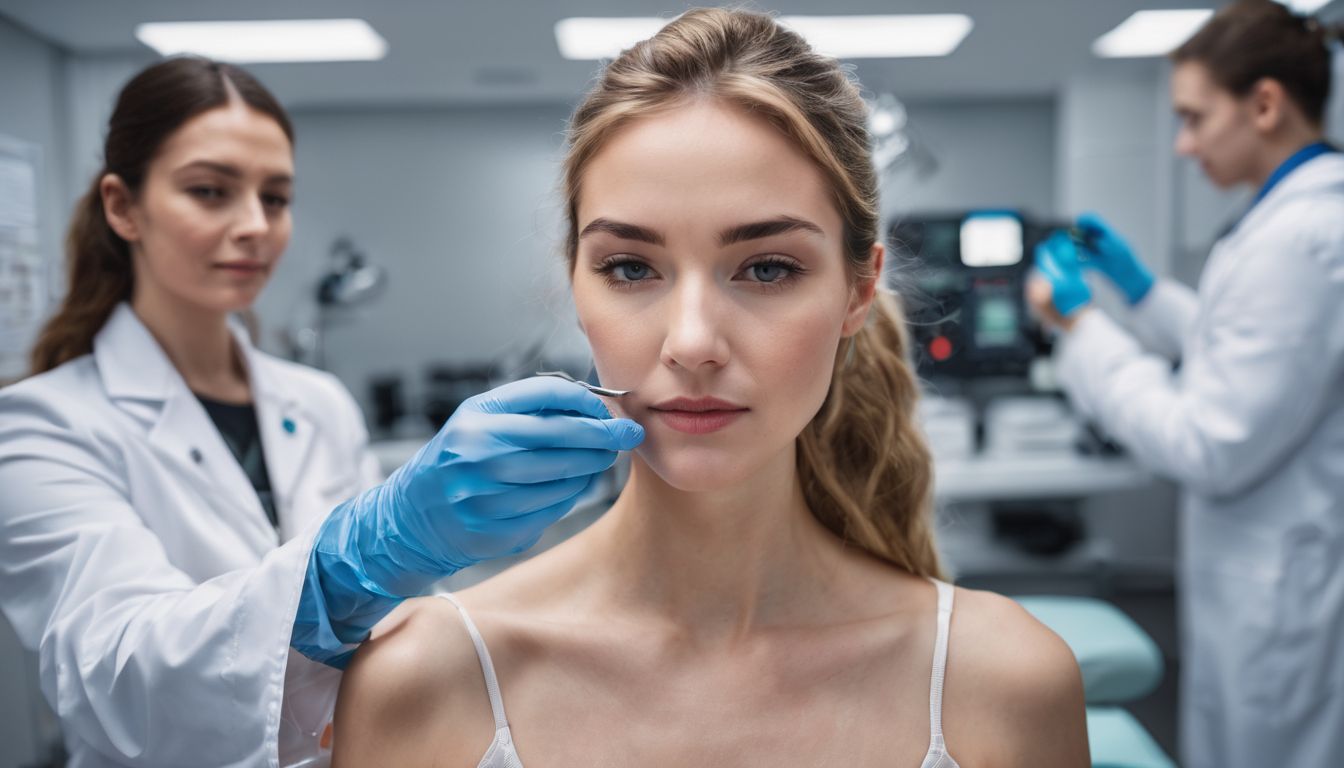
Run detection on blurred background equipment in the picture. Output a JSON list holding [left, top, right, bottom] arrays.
[[280, 236, 386, 368]]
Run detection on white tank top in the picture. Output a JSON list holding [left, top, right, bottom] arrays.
[[438, 577, 960, 768]]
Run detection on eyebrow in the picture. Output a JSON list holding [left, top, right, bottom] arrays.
[[718, 216, 824, 246], [579, 218, 664, 246], [578, 215, 825, 248], [176, 160, 292, 184]]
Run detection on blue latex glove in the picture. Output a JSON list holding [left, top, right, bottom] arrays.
[[292, 376, 644, 666], [1034, 231, 1092, 317], [1074, 213, 1155, 305]]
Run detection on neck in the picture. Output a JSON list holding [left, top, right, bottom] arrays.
[[587, 443, 851, 644], [130, 286, 248, 401], [1250, 123, 1327, 190]]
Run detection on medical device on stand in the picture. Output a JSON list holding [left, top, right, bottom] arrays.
[[280, 236, 387, 369]]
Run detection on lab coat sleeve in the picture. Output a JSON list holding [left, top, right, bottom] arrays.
[[1055, 224, 1344, 499], [1127, 278, 1199, 361], [0, 392, 319, 768]]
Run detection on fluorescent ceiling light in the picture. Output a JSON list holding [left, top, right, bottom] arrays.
[[1092, 10, 1214, 58], [1278, 0, 1332, 12], [555, 18, 667, 60], [554, 14, 973, 61], [136, 19, 387, 63], [778, 15, 973, 58]]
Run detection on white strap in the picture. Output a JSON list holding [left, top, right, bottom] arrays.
[[438, 593, 510, 730], [926, 578, 955, 748]]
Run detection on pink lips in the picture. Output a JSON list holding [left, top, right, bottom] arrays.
[[649, 396, 748, 435], [214, 261, 268, 274]]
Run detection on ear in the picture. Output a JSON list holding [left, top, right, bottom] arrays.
[[99, 174, 140, 243], [842, 243, 884, 337], [1248, 77, 1287, 135]]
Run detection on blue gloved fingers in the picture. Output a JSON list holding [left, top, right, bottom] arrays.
[[1043, 230, 1084, 270], [1035, 235, 1092, 316], [485, 411, 644, 452], [458, 474, 594, 518], [1072, 212, 1153, 305], [477, 447, 619, 484], [1075, 211, 1109, 239], [495, 485, 594, 553], [294, 377, 639, 668], [468, 376, 616, 419], [448, 481, 593, 562]]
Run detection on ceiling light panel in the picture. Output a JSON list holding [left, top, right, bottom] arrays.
[[555, 14, 974, 61], [136, 19, 388, 63], [1092, 10, 1215, 58]]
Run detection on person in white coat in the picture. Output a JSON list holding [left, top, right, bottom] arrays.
[[0, 58, 643, 767], [1027, 3, 1344, 766]]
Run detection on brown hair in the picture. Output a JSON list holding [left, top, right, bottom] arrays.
[[1172, 0, 1344, 125], [563, 8, 941, 578], [29, 56, 294, 375]]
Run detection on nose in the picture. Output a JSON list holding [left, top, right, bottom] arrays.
[[232, 193, 270, 241], [1174, 128, 1196, 158], [659, 275, 731, 372]]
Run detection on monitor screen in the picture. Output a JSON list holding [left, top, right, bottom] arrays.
[[960, 214, 1024, 268]]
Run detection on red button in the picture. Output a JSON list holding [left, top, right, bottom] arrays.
[[930, 336, 953, 362]]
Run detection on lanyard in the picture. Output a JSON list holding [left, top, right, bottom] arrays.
[[1252, 141, 1339, 205]]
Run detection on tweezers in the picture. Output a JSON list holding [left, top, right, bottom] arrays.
[[535, 370, 631, 397]]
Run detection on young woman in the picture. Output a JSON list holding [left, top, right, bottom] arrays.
[[1029, 2, 1344, 766], [0, 58, 637, 766], [334, 9, 1089, 766]]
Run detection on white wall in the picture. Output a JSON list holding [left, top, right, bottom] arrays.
[[0, 16, 69, 384], [883, 98, 1057, 221], [0, 18, 66, 269], [61, 53, 155, 215], [0, 16, 67, 766], [258, 105, 585, 421]]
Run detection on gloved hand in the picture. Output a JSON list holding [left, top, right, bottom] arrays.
[[292, 376, 643, 666], [1033, 230, 1092, 317], [1073, 212, 1154, 305]]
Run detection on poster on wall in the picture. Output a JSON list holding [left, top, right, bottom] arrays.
[[0, 133, 45, 382]]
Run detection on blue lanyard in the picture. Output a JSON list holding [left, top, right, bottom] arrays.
[[1253, 141, 1339, 205]]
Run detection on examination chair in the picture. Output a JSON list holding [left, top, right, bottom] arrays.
[[1014, 596, 1175, 768]]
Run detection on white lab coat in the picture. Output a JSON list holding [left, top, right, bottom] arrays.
[[1055, 154, 1344, 767], [0, 303, 384, 767]]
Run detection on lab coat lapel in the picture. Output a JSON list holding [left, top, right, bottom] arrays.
[[94, 304, 279, 554], [232, 321, 317, 527], [1232, 154, 1344, 240]]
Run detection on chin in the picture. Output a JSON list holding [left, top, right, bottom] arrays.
[[635, 443, 763, 493], [211, 288, 264, 314]]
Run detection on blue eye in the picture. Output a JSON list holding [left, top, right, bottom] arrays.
[[189, 186, 226, 201], [739, 257, 804, 287], [613, 262, 651, 281], [749, 263, 789, 282]]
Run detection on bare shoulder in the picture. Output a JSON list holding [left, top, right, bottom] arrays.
[[331, 596, 497, 768], [942, 587, 1090, 767]]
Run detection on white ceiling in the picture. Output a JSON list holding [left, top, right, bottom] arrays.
[[1, 0, 1334, 108]]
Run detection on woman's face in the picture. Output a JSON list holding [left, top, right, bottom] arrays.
[[1171, 61, 1264, 188], [572, 99, 878, 492], [105, 99, 294, 315]]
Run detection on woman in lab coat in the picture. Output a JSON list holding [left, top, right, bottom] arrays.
[[0, 58, 641, 767], [1028, 3, 1344, 766]]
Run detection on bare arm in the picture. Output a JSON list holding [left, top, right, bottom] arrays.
[[945, 589, 1090, 767], [331, 598, 497, 768]]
